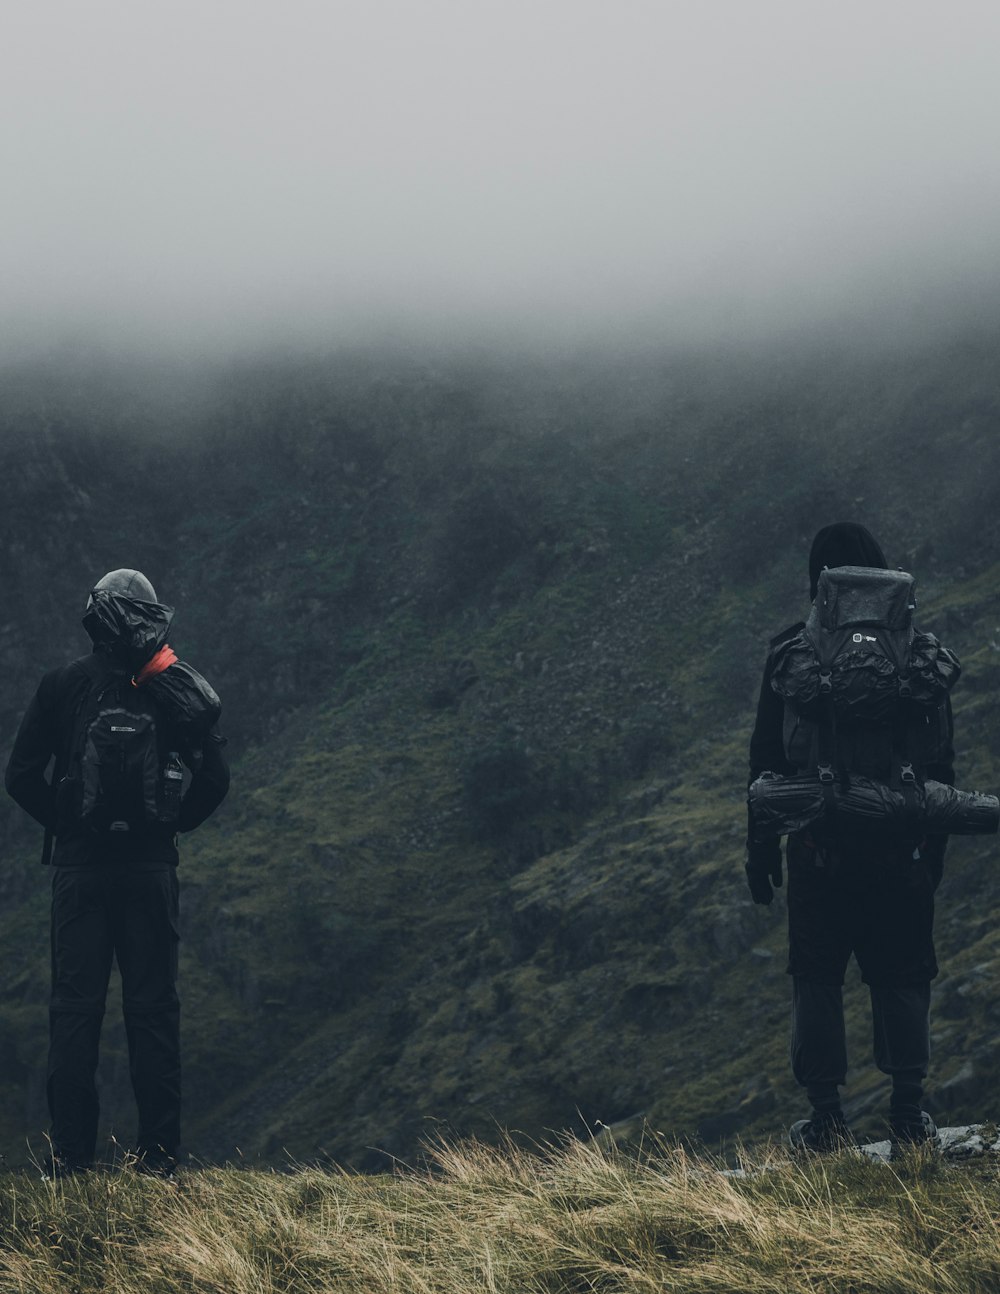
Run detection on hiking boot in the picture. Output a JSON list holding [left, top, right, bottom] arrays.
[[789, 1112, 856, 1153], [889, 1109, 938, 1154]]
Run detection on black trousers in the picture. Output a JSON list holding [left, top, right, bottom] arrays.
[[48, 865, 180, 1168], [791, 977, 931, 1095], [785, 832, 935, 1104]]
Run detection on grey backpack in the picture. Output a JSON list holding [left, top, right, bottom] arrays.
[[769, 566, 959, 816]]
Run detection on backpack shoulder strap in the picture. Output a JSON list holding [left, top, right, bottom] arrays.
[[42, 657, 105, 864], [62, 655, 120, 758], [42, 656, 123, 864]]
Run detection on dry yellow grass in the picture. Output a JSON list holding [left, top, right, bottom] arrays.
[[0, 1136, 997, 1293]]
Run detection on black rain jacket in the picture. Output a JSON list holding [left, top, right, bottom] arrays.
[[5, 652, 230, 867]]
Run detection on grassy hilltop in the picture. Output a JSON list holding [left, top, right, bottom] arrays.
[[0, 323, 998, 1168], [1, 1138, 999, 1293]]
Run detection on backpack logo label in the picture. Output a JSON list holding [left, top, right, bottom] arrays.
[[110, 725, 137, 733], [851, 633, 877, 643]]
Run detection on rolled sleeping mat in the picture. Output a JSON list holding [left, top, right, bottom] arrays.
[[748, 772, 1000, 842]]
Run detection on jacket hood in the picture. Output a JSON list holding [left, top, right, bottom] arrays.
[[809, 523, 888, 601], [82, 569, 174, 669]]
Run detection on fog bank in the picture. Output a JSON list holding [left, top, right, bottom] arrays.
[[3, 1, 999, 355]]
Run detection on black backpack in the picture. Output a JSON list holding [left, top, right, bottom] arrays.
[[769, 566, 960, 823], [55, 660, 184, 839]]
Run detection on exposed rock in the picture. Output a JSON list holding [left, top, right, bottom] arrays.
[[937, 1125, 990, 1157], [860, 1123, 999, 1163]]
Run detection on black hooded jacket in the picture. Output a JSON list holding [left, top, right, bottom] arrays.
[[748, 521, 955, 800], [5, 650, 230, 867]]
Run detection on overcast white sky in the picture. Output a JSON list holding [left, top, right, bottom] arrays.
[[2, 0, 999, 352]]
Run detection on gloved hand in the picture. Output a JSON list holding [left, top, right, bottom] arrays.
[[745, 841, 783, 906]]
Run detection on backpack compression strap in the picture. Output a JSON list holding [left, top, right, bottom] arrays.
[[892, 671, 922, 834], [816, 673, 839, 820], [811, 627, 843, 822]]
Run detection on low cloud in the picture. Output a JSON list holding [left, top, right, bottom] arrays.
[[2, 0, 999, 355]]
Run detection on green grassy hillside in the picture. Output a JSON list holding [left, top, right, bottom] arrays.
[[0, 325, 998, 1168]]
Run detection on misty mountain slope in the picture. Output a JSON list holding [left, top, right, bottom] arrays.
[[178, 554, 1000, 1166], [0, 337, 998, 1165]]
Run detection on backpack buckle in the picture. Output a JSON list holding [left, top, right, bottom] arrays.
[[898, 675, 913, 698], [899, 763, 916, 785], [818, 670, 833, 694], [817, 764, 835, 785]]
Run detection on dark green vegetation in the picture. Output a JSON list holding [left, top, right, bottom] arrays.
[[0, 323, 999, 1169]]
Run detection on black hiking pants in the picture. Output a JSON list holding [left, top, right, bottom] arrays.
[[48, 865, 180, 1168], [785, 831, 936, 1108]]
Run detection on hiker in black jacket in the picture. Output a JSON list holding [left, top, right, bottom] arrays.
[[5, 569, 229, 1177], [746, 523, 953, 1152]]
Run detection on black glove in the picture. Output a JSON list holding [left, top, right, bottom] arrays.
[[745, 841, 783, 906]]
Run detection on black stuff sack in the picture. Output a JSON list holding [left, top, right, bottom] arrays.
[[143, 661, 222, 739]]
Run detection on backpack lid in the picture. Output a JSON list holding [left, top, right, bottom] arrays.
[[808, 566, 915, 634]]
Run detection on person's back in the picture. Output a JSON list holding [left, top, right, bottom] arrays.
[[5, 569, 229, 1176], [745, 523, 954, 1153]]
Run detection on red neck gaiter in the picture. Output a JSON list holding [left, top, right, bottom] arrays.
[[132, 644, 178, 686]]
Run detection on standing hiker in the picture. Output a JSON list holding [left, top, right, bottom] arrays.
[[5, 569, 229, 1177], [745, 523, 958, 1152]]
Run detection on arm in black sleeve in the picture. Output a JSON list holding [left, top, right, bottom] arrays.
[[748, 644, 797, 785], [177, 729, 230, 832], [4, 673, 60, 829], [745, 639, 797, 901]]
